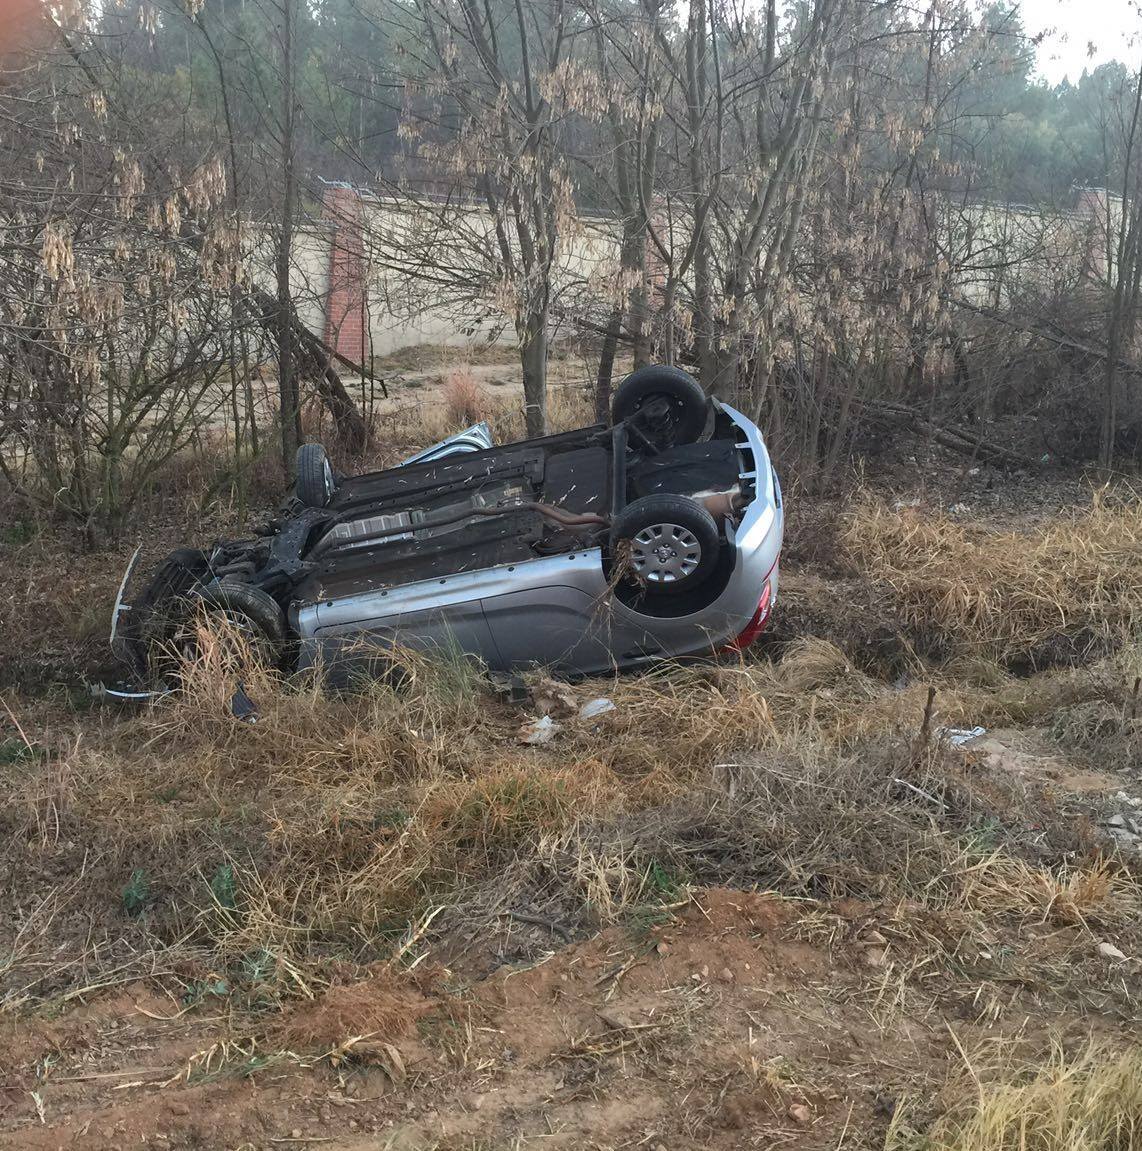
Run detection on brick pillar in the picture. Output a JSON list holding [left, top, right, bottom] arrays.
[[323, 185, 366, 363]]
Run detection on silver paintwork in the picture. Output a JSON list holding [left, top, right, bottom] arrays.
[[399, 421, 494, 465], [294, 402, 784, 675]]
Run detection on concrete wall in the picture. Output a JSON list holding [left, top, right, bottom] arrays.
[[249, 188, 1120, 361]]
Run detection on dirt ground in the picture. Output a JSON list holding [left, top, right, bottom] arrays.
[[2, 371, 1141, 1150], [1, 874, 1137, 1151]]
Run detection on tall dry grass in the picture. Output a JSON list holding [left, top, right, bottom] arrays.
[[441, 368, 485, 426], [889, 1043, 1142, 1151], [842, 493, 1142, 667], [5, 616, 1140, 1010], [5, 489, 1142, 1007]]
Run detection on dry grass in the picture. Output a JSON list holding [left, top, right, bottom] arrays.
[[1049, 698, 1142, 772], [442, 368, 486, 426], [371, 371, 595, 456], [4, 486, 1142, 1020], [889, 1043, 1142, 1151], [0, 635, 795, 1001], [951, 855, 1142, 929], [842, 492, 1142, 668], [270, 972, 432, 1052], [5, 612, 1139, 1008], [1, 656, 1139, 1048]]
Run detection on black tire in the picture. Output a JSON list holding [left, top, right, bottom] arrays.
[[612, 365, 709, 448], [197, 581, 288, 653], [296, 442, 337, 508], [610, 494, 720, 596], [155, 580, 287, 676]]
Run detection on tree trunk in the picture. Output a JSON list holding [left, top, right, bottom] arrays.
[[623, 213, 651, 370], [596, 215, 650, 419], [709, 275, 744, 398], [685, 0, 714, 390], [520, 312, 548, 438], [276, 0, 300, 480], [596, 301, 623, 424]]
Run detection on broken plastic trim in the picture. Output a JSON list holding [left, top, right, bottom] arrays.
[[94, 684, 172, 702], [109, 544, 142, 648]]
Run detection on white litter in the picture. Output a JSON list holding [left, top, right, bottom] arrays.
[[938, 725, 986, 747], [1098, 941, 1128, 962], [579, 698, 616, 721], [518, 715, 561, 745]]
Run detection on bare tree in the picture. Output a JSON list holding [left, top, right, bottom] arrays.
[[276, 0, 303, 475], [1101, 61, 1142, 468], [382, 0, 588, 435]]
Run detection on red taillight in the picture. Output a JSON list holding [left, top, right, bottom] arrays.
[[722, 580, 773, 653]]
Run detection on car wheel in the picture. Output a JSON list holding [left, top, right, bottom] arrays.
[[610, 494, 720, 596], [157, 580, 287, 676], [612, 366, 709, 448], [296, 442, 337, 507]]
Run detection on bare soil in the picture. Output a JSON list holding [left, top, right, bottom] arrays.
[[1, 879, 1136, 1151]]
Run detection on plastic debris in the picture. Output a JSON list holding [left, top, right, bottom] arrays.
[[938, 725, 986, 747], [579, 697, 616, 721], [1098, 941, 1127, 962], [518, 715, 561, 745], [230, 683, 259, 724]]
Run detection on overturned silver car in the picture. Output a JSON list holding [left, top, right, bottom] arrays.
[[114, 366, 784, 683]]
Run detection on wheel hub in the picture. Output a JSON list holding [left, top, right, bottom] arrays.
[[631, 522, 701, 583]]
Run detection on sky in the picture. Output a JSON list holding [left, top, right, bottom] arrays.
[[1020, 0, 1141, 84]]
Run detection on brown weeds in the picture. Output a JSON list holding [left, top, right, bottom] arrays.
[[4, 493, 1142, 1012], [889, 1042, 1142, 1151], [442, 368, 485, 426], [842, 492, 1142, 667]]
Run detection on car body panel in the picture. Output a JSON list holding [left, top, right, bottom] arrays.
[[398, 421, 494, 465]]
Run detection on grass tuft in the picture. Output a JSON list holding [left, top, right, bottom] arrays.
[[842, 492, 1142, 668], [889, 1043, 1142, 1151]]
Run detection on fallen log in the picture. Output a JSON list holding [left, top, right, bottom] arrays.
[[247, 286, 374, 453], [859, 398, 1040, 470]]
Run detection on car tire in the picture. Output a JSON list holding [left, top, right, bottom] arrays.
[[612, 366, 709, 448], [197, 581, 288, 652], [610, 494, 720, 596], [296, 442, 337, 508], [163, 580, 288, 673]]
